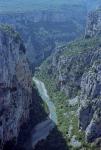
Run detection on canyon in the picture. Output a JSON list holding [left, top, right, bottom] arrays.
[[0, 1, 101, 150], [0, 25, 49, 150], [35, 8, 101, 149], [0, 4, 87, 67]]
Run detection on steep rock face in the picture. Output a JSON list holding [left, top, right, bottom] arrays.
[[86, 8, 101, 37], [51, 40, 101, 98], [51, 9, 101, 143], [36, 9, 101, 144], [0, 25, 32, 148], [53, 46, 101, 142], [79, 61, 101, 142]]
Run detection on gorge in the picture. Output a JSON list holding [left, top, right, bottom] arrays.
[[0, 0, 101, 150], [0, 3, 87, 67], [32, 77, 57, 148], [35, 7, 101, 149]]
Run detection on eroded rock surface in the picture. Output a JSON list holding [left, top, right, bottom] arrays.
[[86, 8, 101, 38], [0, 25, 32, 148], [37, 8, 101, 144], [79, 62, 101, 142]]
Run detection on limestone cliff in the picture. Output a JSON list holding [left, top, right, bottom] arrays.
[[36, 8, 101, 147], [0, 25, 32, 149], [79, 61, 101, 142], [86, 8, 101, 38]]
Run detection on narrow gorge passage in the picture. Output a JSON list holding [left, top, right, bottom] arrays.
[[32, 77, 57, 148]]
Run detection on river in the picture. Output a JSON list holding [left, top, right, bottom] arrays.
[[32, 77, 57, 148]]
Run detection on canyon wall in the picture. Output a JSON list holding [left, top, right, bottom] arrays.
[[0, 25, 32, 149], [86, 8, 101, 37], [36, 8, 101, 146]]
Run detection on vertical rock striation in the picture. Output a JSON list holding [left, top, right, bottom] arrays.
[[36, 8, 101, 145], [86, 8, 101, 38], [0, 25, 32, 148]]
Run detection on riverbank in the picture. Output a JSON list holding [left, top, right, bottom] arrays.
[[32, 77, 57, 148], [33, 77, 57, 124], [3, 87, 48, 150], [32, 75, 69, 150]]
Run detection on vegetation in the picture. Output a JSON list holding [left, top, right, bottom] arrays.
[[0, 2, 88, 67], [61, 37, 101, 57], [35, 73, 96, 149], [34, 37, 100, 149], [32, 81, 49, 114], [0, 24, 20, 43]]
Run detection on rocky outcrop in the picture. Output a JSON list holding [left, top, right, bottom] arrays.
[[79, 61, 101, 142], [0, 25, 32, 148], [37, 8, 101, 144], [86, 8, 101, 38], [52, 44, 101, 143], [51, 42, 101, 98], [52, 9, 101, 143]]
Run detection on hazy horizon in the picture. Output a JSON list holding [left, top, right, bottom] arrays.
[[0, 0, 100, 13]]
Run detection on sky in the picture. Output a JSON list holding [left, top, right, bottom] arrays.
[[0, 0, 85, 12], [0, 0, 100, 13]]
